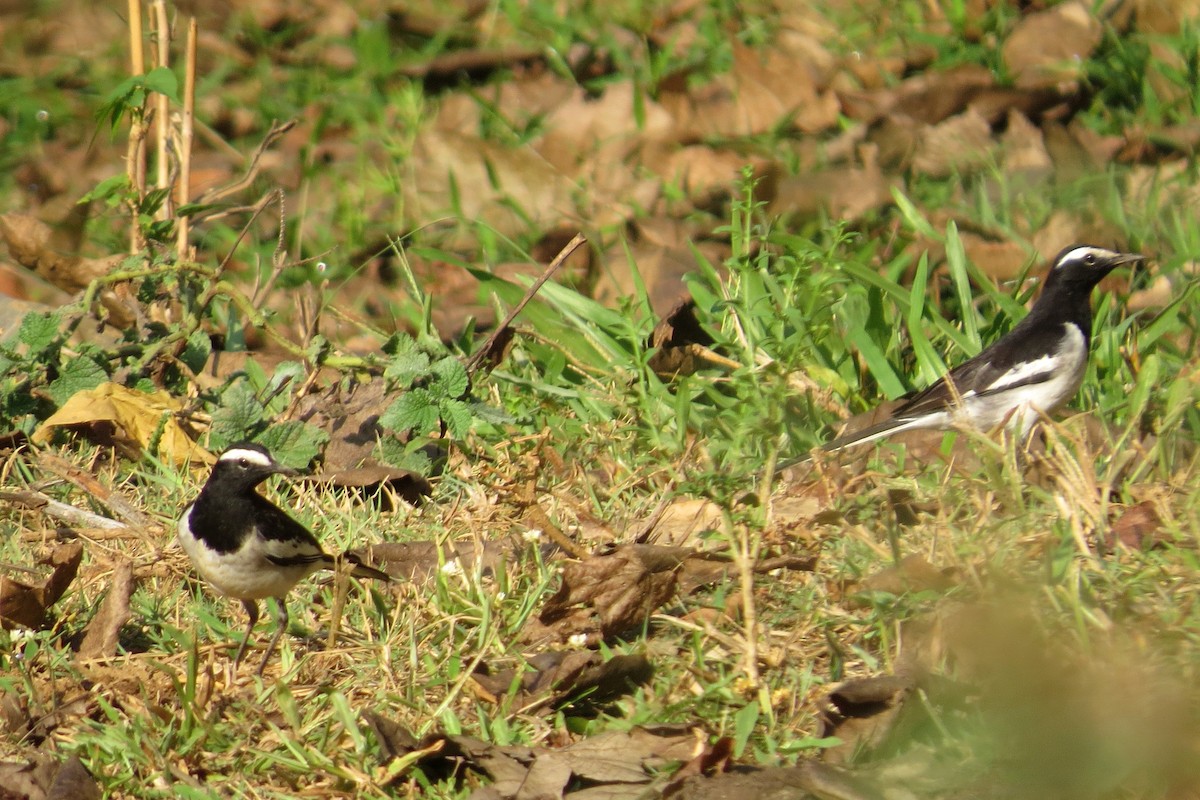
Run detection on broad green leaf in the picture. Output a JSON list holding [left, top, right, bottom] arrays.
[[438, 398, 473, 437], [469, 400, 515, 425], [179, 330, 212, 375], [210, 380, 265, 446], [47, 355, 108, 406], [78, 174, 131, 205], [255, 421, 328, 469], [17, 310, 63, 354], [732, 702, 759, 758], [263, 362, 306, 415], [141, 66, 180, 102], [385, 347, 431, 389], [431, 357, 469, 399], [379, 389, 439, 435]]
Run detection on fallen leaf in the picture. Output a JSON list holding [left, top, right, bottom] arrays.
[[842, 64, 996, 125], [391, 723, 704, 799], [643, 496, 722, 547], [400, 130, 579, 249], [0, 541, 83, 630], [522, 544, 685, 646], [31, 382, 211, 466], [1104, 500, 1165, 551], [817, 673, 915, 763], [660, 43, 839, 139], [646, 299, 715, 378], [0, 753, 100, 800], [958, 233, 1030, 282], [1001, 1, 1101, 89], [665, 760, 885, 800], [594, 235, 729, 317], [470, 651, 654, 712], [912, 107, 993, 178], [999, 109, 1053, 189], [76, 559, 133, 661], [849, 554, 958, 606], [363, 539, 513, 582], [769, 144, 892, 221]]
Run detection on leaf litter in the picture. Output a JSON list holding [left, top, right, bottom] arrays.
[[1, 0, 1199, 797]]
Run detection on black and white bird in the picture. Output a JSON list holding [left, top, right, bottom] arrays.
[[822, 245, 1144, 452], [178, 443, 391, 675]]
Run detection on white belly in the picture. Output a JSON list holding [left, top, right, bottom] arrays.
[[177, 513, 322, 600], [960, 323, 1088, 435]]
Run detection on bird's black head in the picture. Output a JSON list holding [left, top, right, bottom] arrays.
[[206, 442, 297, 492], [1045, 245, 1144, 292]]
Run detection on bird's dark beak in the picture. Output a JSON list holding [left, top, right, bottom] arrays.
[[1112, 252, 1145, 267], [272, 464, 301, 479]]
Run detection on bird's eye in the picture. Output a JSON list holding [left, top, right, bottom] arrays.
[[237, 458, 250, 468], [1083, 253, 1096, 265]]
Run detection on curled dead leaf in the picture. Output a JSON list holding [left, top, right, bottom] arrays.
[[470, 651, 653, 712], [818, 673, 915, 764], [1001, 1, 1101, 89], [0, 753, 101, 800], [31, 382, 211, 466], [76, 559, 134, 661], [647, 299, 715, 378], [1104, 500, 1165, 552], [0, 541, 83, 630], [362, 539, 512, 582], [522, 544, 686, 646]]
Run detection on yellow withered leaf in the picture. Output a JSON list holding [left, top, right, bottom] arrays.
[[32, 382, 214, 466]]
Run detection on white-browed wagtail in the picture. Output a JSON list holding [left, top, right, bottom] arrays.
[[178, 443, 391, 675], [823, 245, 1144, 452]]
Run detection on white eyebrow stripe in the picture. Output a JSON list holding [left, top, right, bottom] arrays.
[[219, 447, 273, 467], [1058, 245, 1114, 266]]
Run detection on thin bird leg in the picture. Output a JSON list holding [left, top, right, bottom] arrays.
[[257, 597, 289, 676], [232, 599, 259, 670]]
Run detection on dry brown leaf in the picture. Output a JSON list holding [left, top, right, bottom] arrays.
[[76, 559, 133, 661], [593, 237, 728, 316], [653, 146, 756, 205], [1001, 0, 1102, 89], [646, 299, 715, 379], [536, 81, 675, 173], [31, 382, 210, 466], [818, 673, 915, 763], [644, 495, 722, 546], [363, 539, 512, 582], [0, 541, 83, 630], [400, 130, 578, 248], [522, 545, 685, 646], [912, 107, 994, 178], [1105, 500, 1165, 551], [0, 753, 101, 800], [850, 555, 958, 606], [999, 109, 1053, 188], [470, 651, 654, 712], [769, 145, 892, 222], [388, 723, 703, 798], [958, 233, 1030, 282], [1031, 211, 1127, 267], [842, 64, 995, 125], [660, 43, 839, 140], [667, 760, 886, 800]]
